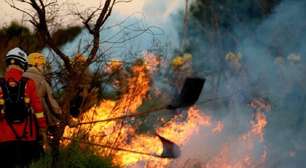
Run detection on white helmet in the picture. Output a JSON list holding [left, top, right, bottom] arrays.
[[5, 47, 28, 69]]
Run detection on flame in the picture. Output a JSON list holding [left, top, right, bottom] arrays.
[[203, 111, 268, 168], [63, 63, 151, 159], [63, 60, 213, 167], [143, 51, 161, 74], [212, 121, 224, 134], [251, 112, 267, 142], [63, 60, 208, 167], [158, 107, 211, 145], [110, 106, 213, 167], [63, 56, 269, 168], [105, 60, 123, 73]]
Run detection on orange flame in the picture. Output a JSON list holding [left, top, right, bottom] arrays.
[[64, 57, 269, 168], [63, 64, 213, 167], [251, 112, 267, 142], [202, 111, 268, 168], [63, 63, 150, 160], [143, 51, 161, 74], [212, 121, 224, 134]]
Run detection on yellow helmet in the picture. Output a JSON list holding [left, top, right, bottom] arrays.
[[171, 55, 184, 67], [108, 59, 123, 69], [110, 59, 123, 65], [171, 53, 192, 68], [225, 52, 241, 62], [28, 52, 46, 66]]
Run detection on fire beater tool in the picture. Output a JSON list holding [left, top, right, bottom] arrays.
[[78, 77, 205, 125], [66, 77, 204, 158], [63, 133, 181, 158]]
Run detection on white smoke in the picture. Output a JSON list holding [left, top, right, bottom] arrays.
[[174, 0, 306, 167]]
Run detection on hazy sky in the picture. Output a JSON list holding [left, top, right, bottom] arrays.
[[0, 0, 184, 26], [0, 0, 186, 56]]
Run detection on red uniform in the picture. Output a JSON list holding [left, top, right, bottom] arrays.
[[0, 67, 46, 142]]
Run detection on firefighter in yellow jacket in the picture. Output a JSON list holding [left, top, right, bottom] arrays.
[[170, 53, 193, 92]]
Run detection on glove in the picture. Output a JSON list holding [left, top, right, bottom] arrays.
[[68, 118, 80, 128], [39, 128, 49, 151]]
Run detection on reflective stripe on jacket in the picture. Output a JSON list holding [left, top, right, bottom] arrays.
[[0, 67, 46, 142]]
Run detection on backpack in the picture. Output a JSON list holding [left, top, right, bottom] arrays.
[[0, 77, 31, 123]]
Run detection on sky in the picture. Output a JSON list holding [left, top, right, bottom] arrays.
[[0, 0, 186, 57], [0, 0, 184, 26]]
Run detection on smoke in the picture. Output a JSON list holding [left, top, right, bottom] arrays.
[[173, 0, 306, 167], [45, 0, 306, 167], [57, 0, 186, 60]]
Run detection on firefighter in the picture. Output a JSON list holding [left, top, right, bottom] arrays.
[[286, 53, 306, 132], [249, 97, 271, 121], [223, 52, 251, 130], [68, 53, 101, 117], [224, 51, 249, 96], [274, 56, 285, 65], [23, 52, 78, 167], [225, 51, 242, 74], [103, 59, 129, 100], [169, 53, 192, 121], [0, 47, 47, 167], [69, 53, 93, 116], [170, 53, 192, 93], [106, 59, 123, 73]]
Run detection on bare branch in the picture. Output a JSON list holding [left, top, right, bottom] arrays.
[[94, 0, 113, 32], [24, 0, 71, 70], [115, 0, 133, 3], [29, 19, 38, 27], [87, 0, 116, 63], [45, 1, 57, 8], [81, 9, 100, 34], [16, 0, 32, 5], [5, 0, 36, 22], [38, 0, 45, 11]]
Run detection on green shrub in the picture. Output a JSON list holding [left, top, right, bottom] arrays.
[[30, 142, 118, 168]]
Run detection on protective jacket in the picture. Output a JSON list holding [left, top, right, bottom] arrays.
[[23, 67, 62, 126], [171, 60, 192, 92], [0, 67, 46, 142]]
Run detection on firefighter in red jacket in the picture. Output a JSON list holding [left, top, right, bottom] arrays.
[[0, 47, 46, 167]]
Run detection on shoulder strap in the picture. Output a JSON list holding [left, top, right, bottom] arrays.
[[19, 77, 34, 138], [20, 77, 29, 85], [18, 77, 29, 99], [0, 77, 5, 86], [0, 77, 31, 140], [0, 77, 6, 89], [0, 77, 29, 104], [0, 77, 9, 100]]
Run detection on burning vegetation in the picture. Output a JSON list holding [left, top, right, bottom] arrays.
[[61, 52, 270, 168], [2, 0, 306, 168]]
